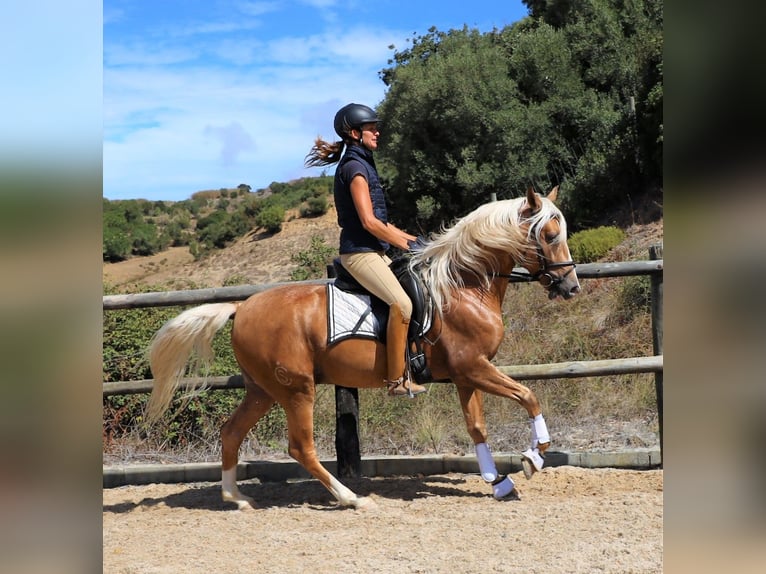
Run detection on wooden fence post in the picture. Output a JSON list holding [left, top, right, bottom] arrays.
[[327, 264, 362, 478], [649, 244, 663, 461]]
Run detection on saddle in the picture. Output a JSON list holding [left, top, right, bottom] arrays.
[[330, 257, 434, 384]]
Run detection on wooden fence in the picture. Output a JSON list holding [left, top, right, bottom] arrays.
[[103, 247, 664, 467]]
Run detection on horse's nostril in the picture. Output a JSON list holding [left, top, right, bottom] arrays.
[[571, 285, 581, 294]]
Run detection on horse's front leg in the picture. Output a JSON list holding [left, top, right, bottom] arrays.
[[456, 359, 551, 480], [457, 387, 519, 500]]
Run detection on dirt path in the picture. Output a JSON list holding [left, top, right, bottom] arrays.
[[103, 466, 662, 573]]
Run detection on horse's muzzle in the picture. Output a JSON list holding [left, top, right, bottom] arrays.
[[540, 263, 579, 300], [551, 282, 581, 300]]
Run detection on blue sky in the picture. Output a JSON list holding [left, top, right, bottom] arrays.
[[104, 0, 529, 201]]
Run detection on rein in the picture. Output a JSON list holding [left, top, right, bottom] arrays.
[[494, 243, 576, 288], [496, 261, 576, 286]]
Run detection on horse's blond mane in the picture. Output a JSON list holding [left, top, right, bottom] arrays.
[[410, 195, 566, 311]]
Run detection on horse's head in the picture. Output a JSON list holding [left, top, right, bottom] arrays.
[[520, 186, 580, 300]]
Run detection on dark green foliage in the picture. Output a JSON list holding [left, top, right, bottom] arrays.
[[102, 284, 250, 448], [102, 286, 183, 382], [195, 209, 251, 250], [103, 198, 165, 260], [612, 275, 651, 325], [103, 223, 131, 261], [378, 2, 662, 230], [567, 225, 625, 263]]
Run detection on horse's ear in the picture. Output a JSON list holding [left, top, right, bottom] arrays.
[[547, 185, 559, 203], [526, 186, 541, 211]]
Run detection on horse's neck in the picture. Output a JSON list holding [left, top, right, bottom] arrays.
[[453, 274, 508, 311], [490, 276, 511, 304], [488, 251, 515, 303], [452, 250, 515, 306]]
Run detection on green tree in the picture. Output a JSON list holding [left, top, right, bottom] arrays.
[[299, 195, 328, 217], [377, 3, 662, 231], [379, 27, 523, 227], [103, 225, 131, 261]]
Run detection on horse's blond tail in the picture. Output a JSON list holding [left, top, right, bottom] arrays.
[[145, 302, 238, 424]]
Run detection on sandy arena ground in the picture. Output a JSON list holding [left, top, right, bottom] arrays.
[[103, 465, 662, 573]]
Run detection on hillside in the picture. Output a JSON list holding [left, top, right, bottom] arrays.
[[103, 206, 341, 289], [103, 205, 662, 291]]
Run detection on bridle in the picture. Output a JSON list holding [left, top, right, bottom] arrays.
[[494, 229, 576, 288]]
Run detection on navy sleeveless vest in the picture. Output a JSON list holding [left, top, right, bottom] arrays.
[[334, 144, 389, 254]]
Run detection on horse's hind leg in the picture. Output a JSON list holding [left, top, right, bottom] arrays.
[[284, 393, 376, 510], [220, 377, 276, 510]]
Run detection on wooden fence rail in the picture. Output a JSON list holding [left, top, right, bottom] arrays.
[[103, 252, 664, 465], [103, 355, 663, 397], [102, 260, 662, 310]]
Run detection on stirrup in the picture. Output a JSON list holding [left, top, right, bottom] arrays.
[[385, 377, 427, 398]]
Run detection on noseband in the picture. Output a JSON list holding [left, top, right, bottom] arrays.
[[495, 240, 576, 288]]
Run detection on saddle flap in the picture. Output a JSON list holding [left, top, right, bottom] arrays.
[[390, 257, 430, 340]]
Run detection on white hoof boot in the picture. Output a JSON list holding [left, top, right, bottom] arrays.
[[492, 475, 520, 501], [521, 448, 545, 480]]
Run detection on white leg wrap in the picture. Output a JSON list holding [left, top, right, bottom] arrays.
[[492, 475, 516, 499], [475, 442, 498, 482], [529, 413, 550, 448]]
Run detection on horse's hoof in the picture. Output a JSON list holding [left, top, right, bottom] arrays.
[[493, 488, 521, 501], [500, 487, 521, 501], [521, 457, 536, 480], [223, 492, 257, 510], [234, 500, 256, 511], [354, 496, 378, 511], [521, 448, 545, 480]]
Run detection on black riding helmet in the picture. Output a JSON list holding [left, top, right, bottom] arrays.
[[334, 103, 379, 140]]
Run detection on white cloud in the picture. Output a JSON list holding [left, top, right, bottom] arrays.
[[104, 2, 409, 199], [236, 1, 283, 18]]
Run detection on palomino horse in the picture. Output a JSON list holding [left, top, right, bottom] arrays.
[[145, 186, 579, 509]]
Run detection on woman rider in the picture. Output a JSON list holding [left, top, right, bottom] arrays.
[[305, 103, 426, 397]]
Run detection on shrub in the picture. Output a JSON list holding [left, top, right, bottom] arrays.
[[567, 226, 625, 263], [610, 276, 651, 325], [131, 222, 161, 256], [290, 236, 336, 280], [255, 205, 285, 233], [102, 286, 246, 451], [299, 195, 328, 217], [103, 226, 131, 261]]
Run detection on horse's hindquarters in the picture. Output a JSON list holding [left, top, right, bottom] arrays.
[[231, 285, 326, 390]]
